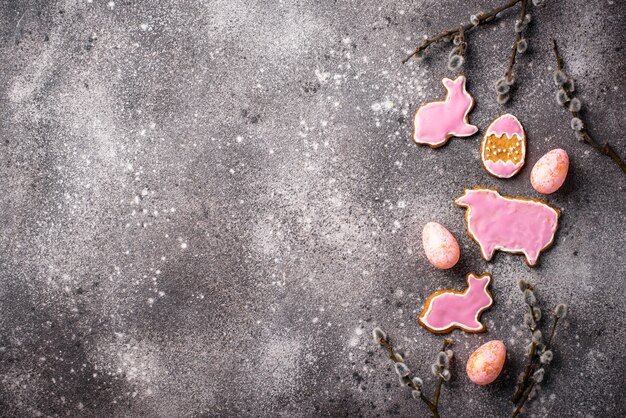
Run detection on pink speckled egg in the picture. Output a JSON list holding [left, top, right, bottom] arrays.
[[530, 149, 569, 194], [422, 222, 460, 269], [466, 340, 506, 385]]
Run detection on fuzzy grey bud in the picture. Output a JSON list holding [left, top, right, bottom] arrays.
[[554, 70, 568, 86], [514, 19, 526, 33], [446, 349, 454, 360], [523, 14, 532, 24], [497, 93, 510, 105], [395, 362, 410, 377], [533, 368, 545, 383], [525, 343, 534, 356], [517, 371, 526, 384], [447, 54, 464, 71], [554, 303, 568, 318], [495, 78, 510, 94], [518, 279, 530, 291], [563, 78, 575, 92], [532, 0, 546, 6], [412, 389, 422, 399], [556, 89, 569, 105], [442, 35, 453, 43], [524, 314, 532, 326], [568, 97, 582, 112], [412, 377, 423, 387], [533, 307, 542, 321], [372, 327, 386, 344], [540, 350, 553, 364], [524, 289, 537, 306], [441, 369, 451, 381], [391, 353, 403, 362], [453, 36, 462, 46], [532, 329, 542, 343], [570, 117, 584, 131], [437, 351, 448, 367], [470, 14, 480, 26], [517, 38, 528, 53], [431, 363, 442, 376]]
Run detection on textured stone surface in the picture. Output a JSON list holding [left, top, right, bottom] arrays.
[[0, 1, 625, 417]]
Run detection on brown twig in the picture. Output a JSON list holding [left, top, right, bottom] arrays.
[[375, 334, 452, 418], [545, 316, 560, 349], [455, 26, 467, 58], [377, 335, 437, 415], [403, 0, 523, 64], [511, 304, 537, 404], [512, 379, 537, 418], [433, 338, 453, 409], [552, 39, 626, 174], [505, 0, 528, 81]]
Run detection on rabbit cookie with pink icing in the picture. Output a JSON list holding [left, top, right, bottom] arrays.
[[418, 273, 493, 334], [412, 75, 478, 148], [481, 114, 526, 178]]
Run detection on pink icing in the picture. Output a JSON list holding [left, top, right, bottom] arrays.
[[482, 113, 525, 178], [484, 160, 523, 178], [485, 114, 524, 138], [419, 273, 492, 333], [455, 188, 559, 266], [413, 75, 478, 147]]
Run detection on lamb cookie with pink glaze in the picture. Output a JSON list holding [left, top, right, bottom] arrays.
[[455, 188, 560, 267], [481, 114, 526, 178], [418, 273, 493, 334], [412, 75, 478, 148]]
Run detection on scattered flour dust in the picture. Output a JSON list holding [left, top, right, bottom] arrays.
[[253, 336, 307, 397]]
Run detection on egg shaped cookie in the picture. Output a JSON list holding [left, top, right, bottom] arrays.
[[481, 114, 526, 178], [466, 340, 506, 385], [422, 222, 460, 269], [531, 148, 569, 194]]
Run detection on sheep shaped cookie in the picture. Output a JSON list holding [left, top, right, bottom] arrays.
[[412, 75, 478, 148], [455, 188, 560, 267]]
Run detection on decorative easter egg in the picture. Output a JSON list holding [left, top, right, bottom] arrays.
[[481, 114, 526, 178], [466, 340, 506, 385], [530, 148, 569, 194], [422, 222, 460, 269]]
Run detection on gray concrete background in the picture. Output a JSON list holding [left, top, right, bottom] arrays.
[[0, 0, 624, 417]]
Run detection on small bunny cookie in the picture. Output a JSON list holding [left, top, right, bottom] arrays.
[[418, 273, 493, 334], [412, 75, 478, 148]]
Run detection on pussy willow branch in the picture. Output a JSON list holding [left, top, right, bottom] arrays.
[[505, 0, 528, 81], [433, 338, 453, 409], [512, 379, 537, 418], [511, 304, 537, 404], [377, 335, 437, 414], [403, 0, 522, 64], [553, 40, 626, 174], [456, 26, 467, 58]]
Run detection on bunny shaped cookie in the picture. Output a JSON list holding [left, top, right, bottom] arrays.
[[413, 75, 478, 148], [418, 273, 493, 334]]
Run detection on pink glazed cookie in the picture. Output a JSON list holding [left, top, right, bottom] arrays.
[[412, 75, 478, 148], [418, 273, 493, 334], [455, 188, 560, 267], [422, 222, 460, 269], [466, 340, 506, 385], [531, 149, 569, 194], [481, 114, 526, 178]]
